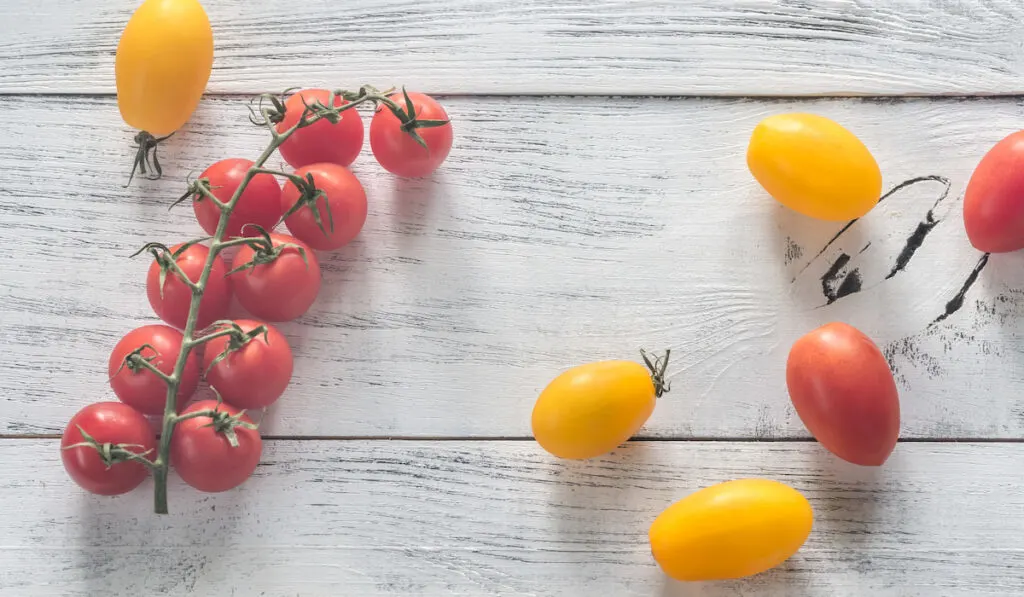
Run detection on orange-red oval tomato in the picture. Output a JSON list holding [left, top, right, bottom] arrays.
[[231, 233, 321, 322], [61, 402, 156, 496], [193, 158, 282, 240], [146, 243, 232, 331], [202, 320, 293, 409], [108, 324, 200, 415], [277, 89, 364, 169], [280, 163, 368, 250], [370, 92, 453, 178], [170, 400, 262, 493], [963, 130, 1024, 253], [786, 322, 900, 466]]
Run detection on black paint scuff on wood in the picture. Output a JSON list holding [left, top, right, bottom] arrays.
[[931, 253, 990, 326], [811, 175, 952, 305], [784, 237, 804, 265], [821, 253, 862, 305], [885, 175, 952, 280]]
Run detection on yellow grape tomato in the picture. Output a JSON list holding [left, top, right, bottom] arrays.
[[115, 0, 214, 136], [531, 360, 657, 460], [747, 113, 882, 221], [649, 479, 813, 581]]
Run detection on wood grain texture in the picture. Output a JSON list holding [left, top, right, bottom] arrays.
[[4, 0, 1024, 96], [2, 95, 1024, 438], [2, 440, 1021, 596]]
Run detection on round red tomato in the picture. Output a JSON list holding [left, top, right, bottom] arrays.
[[147, 243, 232, 331], [170, 400, 262, 492], [281, 163, 367, 250], [276, 89, 364, 169], [202, 320, 293, 409], [231, 233, 321, 322], [193, 158, 282, 240], [370, 91, 453, 178], [964, 130, 1024, 253], [108, 324, 200, 415], [786, 322, 900, 466], [61, 402, 156, 495]]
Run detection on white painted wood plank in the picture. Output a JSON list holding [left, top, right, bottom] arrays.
[[4, 0, 1024, 95], [1, 96, 1022, 438], [1, 440, 1021, 595]]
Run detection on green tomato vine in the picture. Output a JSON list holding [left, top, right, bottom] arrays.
[[93, 85, 435, 513]]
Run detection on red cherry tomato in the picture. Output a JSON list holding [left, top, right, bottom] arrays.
[[280, 163, 367, 250], [276, 89, 364, 169], [964, 130, 1024, 253], [231, 233, 321, 322], [146, 243, 232, 331], [202, 320, 293, 409], [786, 322, 900, 466], [193, 158, 282, 240], [108, 324, 200, 415], [370, 91, 452, 178], [61, 402, 156, 496], [170, 399, 262, 492]]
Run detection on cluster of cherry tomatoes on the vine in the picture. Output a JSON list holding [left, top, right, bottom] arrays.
[[61, 89, 453, 500]]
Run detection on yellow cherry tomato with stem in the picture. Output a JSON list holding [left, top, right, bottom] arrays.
[[531, 349, 670, 459], [650, 478, 813, 581], [115, 0, 213, 184], [747, 113, 882, 221]]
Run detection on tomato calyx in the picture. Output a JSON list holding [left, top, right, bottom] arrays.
[[278, 172, 335, 236], [175, 400, 259, 449], [226, 225, 310, 276], [640, 349, 672, 398], [248, 87, 299, 126], [62, 425, 156, 469], [388, 88, 451, 150], [109, 342, 175, 382], [127, 131, 173, 187], [198, 321, 270, 374], [113, 343, 159, 375], [131, 240, 207, 298], [170, 177, 226, 212]]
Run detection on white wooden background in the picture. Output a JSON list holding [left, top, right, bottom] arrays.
[[2, 1, 1023, 595]]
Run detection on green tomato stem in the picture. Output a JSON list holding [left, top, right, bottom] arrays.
[[186, 327, 242, 350], [126, 354, 175, 385]]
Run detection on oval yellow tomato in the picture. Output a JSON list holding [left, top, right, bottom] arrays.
[[531, 351, 669, 459], [650, 479, 813, 581], [115, 0, 214, 136], [747, 113, 882, 221]]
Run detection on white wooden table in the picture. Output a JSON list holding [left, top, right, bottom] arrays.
[[2, 1, 1024, 595]]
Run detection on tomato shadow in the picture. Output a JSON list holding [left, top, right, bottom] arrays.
[[803, 442, 887, 559], [255, 238, 370, 435], [657, 563, 815, 597], [546, 442, 676, 587], [312, 235, 370, 305], [547, 452, 627, 543], [74, 497, 141, 592], [982, 250, 1024, 349], [78, 470, 252, 590], [387, 173, 446, 245], [766, 200, 869, 312]]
